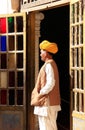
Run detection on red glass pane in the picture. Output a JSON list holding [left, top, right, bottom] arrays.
[[0, 18, 6, 33], [1, 90, 7, 104]]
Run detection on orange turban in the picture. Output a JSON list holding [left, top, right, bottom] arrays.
[[39, 40, 58, 54]]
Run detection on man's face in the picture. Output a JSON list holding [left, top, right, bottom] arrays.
[[40, 49, 47, 61]]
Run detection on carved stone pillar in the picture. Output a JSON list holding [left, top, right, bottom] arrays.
[[35, 12, 44, 81]]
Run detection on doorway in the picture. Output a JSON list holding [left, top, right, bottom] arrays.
[[39, 5, 70, 130]]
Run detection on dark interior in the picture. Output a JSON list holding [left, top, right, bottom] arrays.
[[39, 5, 70, 130]]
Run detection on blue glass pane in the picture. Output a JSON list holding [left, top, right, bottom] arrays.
[[1, 36, 7, 51]]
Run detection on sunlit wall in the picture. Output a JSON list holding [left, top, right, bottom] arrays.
[[0, 0, 12, 14]]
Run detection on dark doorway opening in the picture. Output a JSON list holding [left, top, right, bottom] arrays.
[[39, 5, 70, 130]]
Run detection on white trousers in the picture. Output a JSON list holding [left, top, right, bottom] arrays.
[[38, 107, 58, 130]]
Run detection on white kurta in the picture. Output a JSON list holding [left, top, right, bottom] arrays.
[[34, 63, 61, 130]]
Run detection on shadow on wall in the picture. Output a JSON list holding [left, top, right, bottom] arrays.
[[11, 0, 21, 12]]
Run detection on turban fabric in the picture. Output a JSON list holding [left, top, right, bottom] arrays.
[[39, 40, 58, 54]]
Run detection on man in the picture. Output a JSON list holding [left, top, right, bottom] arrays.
[[31, 40, 61, 130]]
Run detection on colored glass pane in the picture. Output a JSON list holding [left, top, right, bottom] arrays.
[[1, 54, 7, 69], [0, 18, 6, 33], [17, 53, 23, 68], [1, 72, 7, 88], [17, 71, 23, 87], [8, 53, 15, 69], [9, 71, 15, 87], [8, 17, 13, 23], [8, 17, 14, 33], [17, 35, 23, 50], [1, 36, 7, 51], [16, 16, 23, 32], [9, 89, 15, 105], [1, 90, 7, 104], [17, 90, 23, 105], [8, 36, 15, 50]]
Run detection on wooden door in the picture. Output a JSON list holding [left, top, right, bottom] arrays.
[[0, 12, 26, 130]]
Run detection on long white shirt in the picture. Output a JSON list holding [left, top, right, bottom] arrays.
[[34, 63, 61, 116]]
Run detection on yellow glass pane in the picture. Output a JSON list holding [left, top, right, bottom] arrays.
[[0, 72, 7, 88]]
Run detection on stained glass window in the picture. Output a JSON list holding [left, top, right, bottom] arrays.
[[0, 13, 26, 107]]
